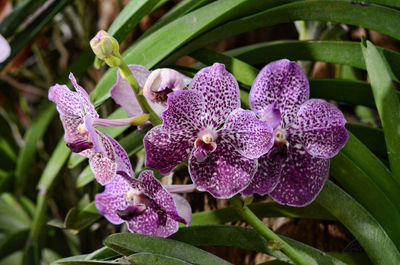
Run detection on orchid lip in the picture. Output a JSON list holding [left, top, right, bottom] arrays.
[[66, 139, 93, 153], [116, 205, 146, 221]]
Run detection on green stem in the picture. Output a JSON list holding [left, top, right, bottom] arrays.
[[118, 61, 162, 126], [229, 196, 308, 265]]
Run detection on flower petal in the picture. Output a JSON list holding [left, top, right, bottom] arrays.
[[89, 131, 117, 185], [241, 155, 282, 196], [105, 133, 133, 175], [189, 140, 257, 199], [162, 89, 206, 133], [94, 173, 134, 224], [69, 73, 99, 120], [138, 170, 187, 224], [0, 34, 10, 63], [48, 84, 82, 117], [189, 63, 240, 127], [250, 59, 309, 128], [269, 135, 330, 207], [144, 126, 194, 175], [59, 114, 84, 147], [110, 64, 164, 117], [127, 208, 178, 238], [171, 194, 192, 226], [220, 108, 274, 159], [291, 99, 348, 158]]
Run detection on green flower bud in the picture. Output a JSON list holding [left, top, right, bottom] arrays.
[[90, 30, 120, 60]]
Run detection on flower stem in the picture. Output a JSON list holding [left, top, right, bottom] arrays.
[[229, 196, 309, 265], [118, 62, 162, 126]]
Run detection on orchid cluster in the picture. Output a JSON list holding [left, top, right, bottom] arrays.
[[49, 52, 348, 237]]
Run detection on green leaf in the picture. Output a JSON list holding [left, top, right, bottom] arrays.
[[129, 253, 193, 265], [104, 233, 232, 265], [346, 123, 386, 158], [64, 202, 101, 234], [91, 0, 296, 105], [107, 0, 161, 42], [190, 201, 334, 226], [171, 226, 347, 265], [328, 252, 373, 265], [84, 247, 120, 261], [315, 181, 400, 264], [361, 39, 400, 180]]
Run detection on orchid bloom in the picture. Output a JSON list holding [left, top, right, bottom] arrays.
[[242, 59, 348, 206], [95, 170, 192, 237], [49, 73, 133, 185], [0, 34, 10, 63], [144, 63, 274, 199], [110, 65, 190, 118]]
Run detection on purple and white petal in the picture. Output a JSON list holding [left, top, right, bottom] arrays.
[[241, 155, 282, 196], [291, 99, 348, 159], [48, 84, 82, 117], [0, 34, 10, 63], [89, 131, 117, 185], [144, 126, 194, 175], [269, 134, 330, 207], [250, 59, 309, 128], [171, 194, 192, 226], [110, 65, 164, 117], [138, 170, 186, 224], [162, 89, 206, 133], [84, 114, 101, 153], [59, 115, 84, 146], [94, 174, 133, 224], [105, 133, 133, 175], [189, 140, 257, 199], [220, 108, 274, 159], [127, 208, 178, 238], [189, 63, 240, 127], [69, 73, 99, 120]]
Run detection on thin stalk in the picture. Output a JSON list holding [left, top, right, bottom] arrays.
[[229, 196, 308, 265], [118, 61, 162, 125]]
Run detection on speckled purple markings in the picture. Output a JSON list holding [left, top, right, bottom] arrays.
[[243, 59, 348, 207], [144, 63, 274, 199], [95, 170, 191, 237]]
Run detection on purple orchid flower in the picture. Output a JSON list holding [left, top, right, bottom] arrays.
[[111, 65, 190, 118], [95, 170, 192, 237], [144, 63, 274, 199], [0, 34, 11, 63], [49, 73, 133, 185], [241, 59, 348, 207]]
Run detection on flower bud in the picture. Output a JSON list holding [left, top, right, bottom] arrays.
[[143, 68, 185, 105], [90, 30, 119, 60]]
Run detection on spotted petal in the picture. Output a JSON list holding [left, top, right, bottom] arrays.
[[69, 73, 99, 120], [95, 173, 134, 224], [241, 154, 283, 196], [105, 134, 133, 175], [269, 134, 330, 207], [189, 140, 257, 199], [144, 126, 194, 175], [89, 131, 117, 185], [48, 84, 82, 117], [291, 99, 348, 159], [189, 63, 240, 127], [220, 108, 274, 159], [138, 170, 188, 224], [110, 64, 164, 117], [162, 89, 206, 133], [250, 59, 309, 128]]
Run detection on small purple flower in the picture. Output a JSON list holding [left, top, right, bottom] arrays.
[[49, 73, 120, 185], [144, 63, 274, 198], [95, 170, 192, 237], [110, 65, 190, 118], [242, 59, 348, 206]]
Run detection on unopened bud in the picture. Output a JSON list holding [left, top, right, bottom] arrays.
[[143, 68, 185, 105], [90, 30, 120, 60]]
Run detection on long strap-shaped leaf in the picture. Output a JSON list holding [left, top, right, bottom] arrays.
[[160, 1, 400, 68], [361, 39, 400, 183], [171, 226, 347, 265], [316, 181, 400, 264], [104, 233, 232, 265]]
